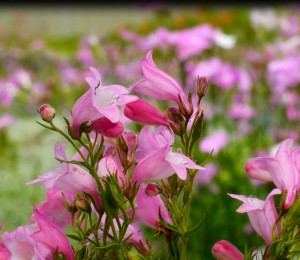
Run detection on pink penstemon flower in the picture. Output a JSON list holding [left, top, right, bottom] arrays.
[[131, 126, 204, 183], [134, 183, 172, 228], [228, 189, 281, 245], [71, 67, 138, 138], [245, 138, 300, 210], [131, 50, 189, 107]]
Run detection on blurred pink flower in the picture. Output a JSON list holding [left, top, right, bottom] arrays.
[[0, 114, 15, 129], [267, 56, 300, 92], [199, 130, 229, 155], [228, 103, 256, 120]]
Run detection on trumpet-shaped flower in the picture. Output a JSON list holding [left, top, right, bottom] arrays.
[[131, 50, 188, 106], [245, 139, 300, 209], [71, 67, 137, 138], [228, 189, 281, 245], [27, 142, 98, 195], [131, 126, 204, 183]]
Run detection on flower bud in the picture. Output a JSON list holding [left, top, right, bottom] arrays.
[[145, 183, 161, 196], [124, 99, 170, 126], [166, 106, 184, 123], [75, 198, 92, 214], [38, 104, 55, 122], [211, 240, 243, 260]]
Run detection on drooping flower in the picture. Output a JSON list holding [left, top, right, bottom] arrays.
[[134, 183, 172, 228], [228, 189, 281, 245]]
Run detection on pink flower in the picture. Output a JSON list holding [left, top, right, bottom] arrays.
[[228, 103, 256, 120], [199, 130, 229, 155], [27, 142, 98, 195], [211, 240, 243, 260], [0, 243, 10, 259], [228, 189, 281, 245], [124, 99, 171, 126], [131, 50, 188, 106], [1, 225, 50, 259], [31, 187, 74, 230], [245, 139, 300, 209], [131, 126, 204, 183], [97, 154, 127, 186], [135, 183, 172, 228], [71, 67, 137, 138], [91, 117, 124, 138], [30, 208, 74, 259], [0, 114, 15, 129]]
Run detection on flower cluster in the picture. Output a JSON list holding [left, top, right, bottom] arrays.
[[0, 50, 207, 259]]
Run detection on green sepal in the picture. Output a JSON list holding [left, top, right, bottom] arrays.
[[158, 207, 183, 236]]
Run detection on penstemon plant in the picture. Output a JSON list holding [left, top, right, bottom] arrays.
[[0, 50, 208, 259]]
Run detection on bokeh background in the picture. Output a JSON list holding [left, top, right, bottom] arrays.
[[0, 4, 299, 259]]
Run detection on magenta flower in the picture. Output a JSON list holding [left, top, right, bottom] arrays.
[[124, 99, 171, 126], [131, 126, 204, 183], [91, 117, 124, 138], [211, 240, 243, 260], [131, 50, 188, 106], [245, 139, 300, 209], [228, 189, 281, 245]]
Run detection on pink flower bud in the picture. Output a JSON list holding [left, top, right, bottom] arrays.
[[38, 104, 55, 122], [75, 198, 92, 213], [211, 240, 243, 260], [145, 183, 161, 196], [91, 117, 124, 138], [124, 99, 170, 126]]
